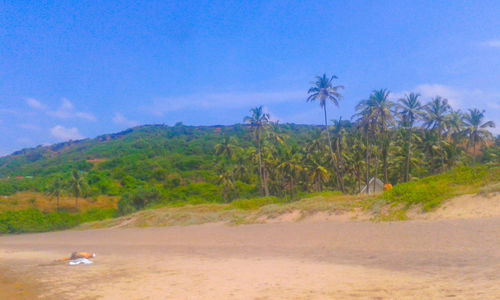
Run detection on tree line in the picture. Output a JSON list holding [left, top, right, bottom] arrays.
[[215, 74, 497, 199]]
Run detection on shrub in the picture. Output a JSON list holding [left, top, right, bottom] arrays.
[[0, 208, 115, 234], [230, 196, 282, 210], [116, 186, 163, 216], [381, 166, 500, 211]]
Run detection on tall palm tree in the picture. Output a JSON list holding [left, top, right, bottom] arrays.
[[307, 74, 345, 192], [462, 108, 496, 164], [68, 170, 86, 209], [424, 96, 451, 172], [369, 89, 394, 184], [49, 177, 63, 212], [398, 92, 423, 182], [244, 106, 270, 196], [355, 89, 394, 187], [354, 103, 375, 194], [331, 118, 351, 189], [444, 109, 465, 167]]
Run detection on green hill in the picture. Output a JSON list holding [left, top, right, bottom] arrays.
[[0, 123, 321, 206], [0, 119, 498, 218]]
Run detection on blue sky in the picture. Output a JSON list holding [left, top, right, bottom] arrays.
[[1, 1, 499, 156]]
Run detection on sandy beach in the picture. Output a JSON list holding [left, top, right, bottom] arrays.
[[1, 214, 500, 299]]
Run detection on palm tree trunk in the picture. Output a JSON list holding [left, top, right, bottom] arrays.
[[336, 136, 345, 190], [323, 105, 345, 193], [357, 168, 361, 194], [381, 126, 388, 184], [365, 128, 370, 194], [405, 127, 412, 182], [438, 125, 445, 172], [473, 136, 477, 165], [373, 152, 380, 192], [383, 144, 388, 183], [256, 128, 267, 196], [263, 168, 270, 196]]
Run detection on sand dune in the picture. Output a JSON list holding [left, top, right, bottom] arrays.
[[1, 210, 500, 299]]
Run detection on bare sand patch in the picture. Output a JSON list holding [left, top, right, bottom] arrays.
[[1, 217, 500, 299], [413, 192, 500, 220]]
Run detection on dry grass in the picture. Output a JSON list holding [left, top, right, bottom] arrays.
[[0, 191, 118, 213], [79, 193, 374, 229], [478, 183, 500, 195]]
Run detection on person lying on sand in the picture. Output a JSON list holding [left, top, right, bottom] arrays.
[[60, 252, 96, 261]]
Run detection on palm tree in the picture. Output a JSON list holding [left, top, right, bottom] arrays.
[[344, 132, 365, 193], [215, 135, 236, 162], [354, 103, 375, 194], [307, 74, 345, 192], [424, 96, 451, 172], [49, 177, 63, 212], [368, 89, 394, 184], [444, 109, 465, 167], [218, 169, 235, 202], [398, 92, 423, 182], [278, 146, 303, 200], [355, 89, 394, 188], [68, 170, 86, 209], [462, 108, 496, 164], [244, 106, 270, 196], [331, 118, 351, 189], [311, 164, 329, 192]]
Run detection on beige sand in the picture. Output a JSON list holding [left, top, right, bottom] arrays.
[[1, 211, 500, 299], [416, 193, 500, 220]]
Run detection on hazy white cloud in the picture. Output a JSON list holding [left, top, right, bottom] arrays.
[[50, 125, 83, 141], [414, 84, 466, 108], [48, 98, 96, 121], [480, 39, 500, 49], [148, 90, 304, 116], [26, 98, 45, 110], [487, 102, 500, 109], [112, 113, 138, 127], [18, 123, 41, 131], [393, 84, 499, 136], [16, 137, 32, 145], [75, 112, 97, 120], [394, 84, 500, 111], [0, 108, 35, 117]]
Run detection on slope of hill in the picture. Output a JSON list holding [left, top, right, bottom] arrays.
[[0, 123, 321, 204], [0, 121, 498, 224]]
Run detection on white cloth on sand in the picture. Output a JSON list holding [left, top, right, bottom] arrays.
[[69, 258, 93, 265]]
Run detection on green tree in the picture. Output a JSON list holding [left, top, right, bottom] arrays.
[[398, 92, 423, 182], [462, 108, 496, 164], [424, 96, 451, 172], [368, 89, 394, 183], [68, 170, 86, 209], [215, 135, 236, 162], [49, 177, 63, 212], [444, 109, 465, 167], [244, 106, 270, 196], [307, 74, 345, 192]]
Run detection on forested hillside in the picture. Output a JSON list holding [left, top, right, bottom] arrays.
[[0, 80, 498, 217]]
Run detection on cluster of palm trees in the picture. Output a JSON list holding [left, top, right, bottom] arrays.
[[48, 170, 87, 210], [215, 74, 497, 199]]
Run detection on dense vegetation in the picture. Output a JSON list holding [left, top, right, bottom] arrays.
[[381, 165, 500, 211], [0, 208, 115, 234], [0, 74, 498, 218]]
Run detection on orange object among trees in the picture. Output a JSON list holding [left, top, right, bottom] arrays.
[[383, 184, 393, 191]]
